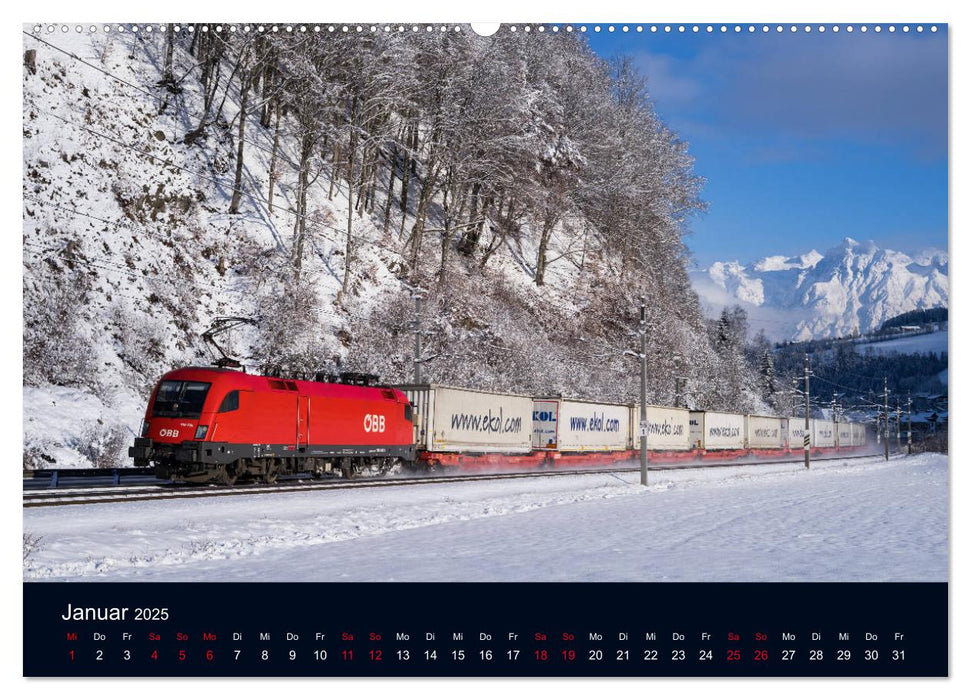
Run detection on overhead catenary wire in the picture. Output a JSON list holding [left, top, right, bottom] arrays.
[[24, 30, 159, 99], [811, 372, 901, 403]]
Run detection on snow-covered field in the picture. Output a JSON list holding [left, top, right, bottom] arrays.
[[857, 329, 948, 356], [23, 454, 947, 582]]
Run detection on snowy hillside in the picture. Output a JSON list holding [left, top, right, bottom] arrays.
[[25, 27, 767, 469], [691, 239, 948, 341], [857, 329, 948, 356]]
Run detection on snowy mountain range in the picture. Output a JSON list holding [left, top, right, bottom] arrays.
[[691, 238, 948, 341]]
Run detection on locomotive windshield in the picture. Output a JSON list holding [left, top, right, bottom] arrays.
[[152, 380, 211, 419]]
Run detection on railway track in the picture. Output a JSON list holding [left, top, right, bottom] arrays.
[[23, 452, 895, 508]]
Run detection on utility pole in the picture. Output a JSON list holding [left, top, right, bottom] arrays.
[[896, 400, 902, 450], [639, 300, 648, 486], [907, 393, 913, 454], [884, 377, 889, 461], [832, 392, 841, 448], [411, 291, 423, 384], [804, 353, 811, 470]]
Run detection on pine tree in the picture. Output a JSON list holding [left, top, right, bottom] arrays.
[[759, 348, 777, 402]]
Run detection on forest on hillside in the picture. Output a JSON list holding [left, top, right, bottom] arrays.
[[25, 25, 780, 438]]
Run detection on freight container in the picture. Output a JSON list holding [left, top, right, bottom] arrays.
[[689, 412, 704, 448], [747, 415, 787, 449], [852, 423, 867, 446], [836, 422, 852, 448], [533, 398, 630, 452], [812, 418, 836, 448], [633, 405, 691, 451], [396, 384, 533, 453], [532, 399, 560, 449], [689, 411, 746, 450], [789, 418, 812, 450]]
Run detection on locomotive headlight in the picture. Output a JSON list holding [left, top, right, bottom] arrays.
[[141, 420, 150, 437], [194, 425, 209, 440]]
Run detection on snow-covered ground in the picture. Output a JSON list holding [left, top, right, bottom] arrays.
[[23, 454, 947, 582], [857, 330, 948, 356]]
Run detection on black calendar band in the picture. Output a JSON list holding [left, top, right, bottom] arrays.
[[24, 581, 947, 677]]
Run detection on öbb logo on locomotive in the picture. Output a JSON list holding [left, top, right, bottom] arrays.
[[363, 414, 387, 433], [128, 365, 872, 485]]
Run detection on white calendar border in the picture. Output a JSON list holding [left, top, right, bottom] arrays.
[[3, 0, 962, 697]]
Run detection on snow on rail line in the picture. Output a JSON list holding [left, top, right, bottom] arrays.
[[23, 453, 946, 583], [21, 453, 882, 507]]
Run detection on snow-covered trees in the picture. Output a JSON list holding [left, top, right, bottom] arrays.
[[23, 271, 96, 389], [704, 306, 765, 412], [224, 30, 706, 291], [214, 28, 723, 403], [252, 274, 338, 375], [23, 25, 772, 421]]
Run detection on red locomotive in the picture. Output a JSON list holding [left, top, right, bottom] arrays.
[[129, 367, 415, 484]]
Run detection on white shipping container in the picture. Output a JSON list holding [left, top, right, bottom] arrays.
[[398, 385, 534, 453], [813, 419, 836, 448], [691, 411, 746, 450], [789, 418, 811, 449], [532, 399, 560, 449], [689, 412, 704, 448], [634, 405, 691, 451], [852, 423, 867, 446], [534, 399, 630, 452], [747, 415, 787, 449], [836, 422, 852, 447]]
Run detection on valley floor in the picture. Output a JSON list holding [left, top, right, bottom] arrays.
[[23, 454, 947, 582]]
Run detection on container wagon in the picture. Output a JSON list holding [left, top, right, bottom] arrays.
[[812, 418, 836, 450], [632, 404, 692, 459], [532, 398, 633, 466], [747, 415, 788, 455], [837, 422, 852, 449], [396, 384, 537, 469], [689, 411, 747, 457]]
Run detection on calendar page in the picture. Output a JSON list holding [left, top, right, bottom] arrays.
[[22, 19, 948, 678]]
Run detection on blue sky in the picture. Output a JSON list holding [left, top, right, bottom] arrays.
[[584, 26, 948, 268]]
